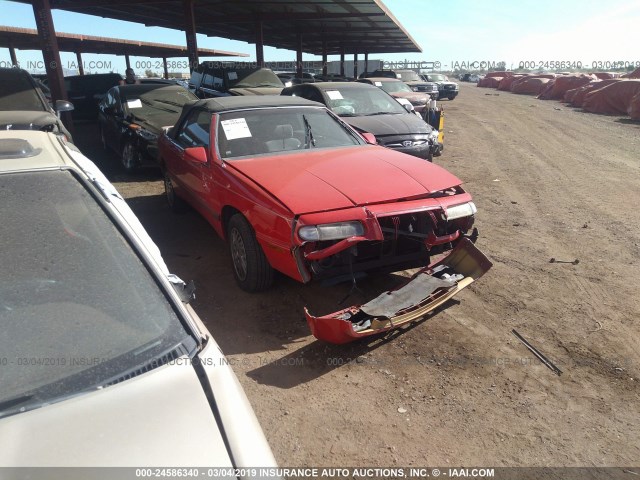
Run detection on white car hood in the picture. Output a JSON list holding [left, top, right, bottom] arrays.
[[0, 360, 232, 467]]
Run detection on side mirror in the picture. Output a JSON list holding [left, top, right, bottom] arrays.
[[55, 100, 74, 114], [361, 132, 377, 145], [184, 146, 208, 164], [402, 103, 414, 113]]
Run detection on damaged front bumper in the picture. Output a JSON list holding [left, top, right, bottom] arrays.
[[305, 237, 492, 344]]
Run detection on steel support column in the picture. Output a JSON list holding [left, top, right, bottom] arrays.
[[321, 37, 327, 76], [339, 46, 345, 77], [353, 53, 358, 79], [76, 51, 84, 75], [255, 20, 264, 68], [8, 41, 18, 67], [125, 54, 131, 71], [183, 0, 199, 72], [163, 57, 169, 79], [364, 52, 369, 74], [32, 0, 72, 133], [296, 32, 303, 78]]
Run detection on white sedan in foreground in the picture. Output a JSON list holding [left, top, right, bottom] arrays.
[[0, 131, 276, 474]]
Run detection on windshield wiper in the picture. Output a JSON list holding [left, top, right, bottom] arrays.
[[0, 394, 35, 416], [302, 114, 316, 148], [366, 111, 396, 116]]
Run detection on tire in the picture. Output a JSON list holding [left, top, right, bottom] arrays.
[[121, 141, 139, 172], [164, 170, 187, 213], [448, 95, 456, 101], [227, 214, 274, 292]]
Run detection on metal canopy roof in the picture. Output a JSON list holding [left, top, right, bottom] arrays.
[[0, 25, 248, 58], [13, 0, 421, 55]]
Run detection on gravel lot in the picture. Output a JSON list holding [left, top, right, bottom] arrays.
[[78, 81, 640, 467]]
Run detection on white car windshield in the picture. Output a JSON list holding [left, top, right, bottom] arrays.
[[0, 170, 194, 418]]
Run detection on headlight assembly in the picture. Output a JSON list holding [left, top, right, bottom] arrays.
[[299, 221, 364, 242], [446, 202, 477, 220]]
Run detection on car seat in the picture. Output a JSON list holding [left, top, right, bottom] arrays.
[[264, 124, 301, 152]]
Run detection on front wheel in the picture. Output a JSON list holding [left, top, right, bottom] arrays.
[[448, 95, 456, 101], [228, 214, 274, 292], [164, 171, 186, 213]]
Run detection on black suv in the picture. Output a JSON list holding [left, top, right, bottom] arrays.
[[0, 68, 74, 142], [189, 63, 284, 98], [421, 73, 459, 100]]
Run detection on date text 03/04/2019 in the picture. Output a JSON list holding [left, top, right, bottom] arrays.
[[449, 60, 640, 70]]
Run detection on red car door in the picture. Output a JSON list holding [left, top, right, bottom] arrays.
[[170, 109, 218, 223]]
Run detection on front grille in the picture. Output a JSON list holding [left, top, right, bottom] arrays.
[[385, 139, 428, 148]]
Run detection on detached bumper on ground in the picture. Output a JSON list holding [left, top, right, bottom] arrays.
[[305, 238, 492, 344]]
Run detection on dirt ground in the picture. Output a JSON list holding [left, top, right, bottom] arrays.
[[78, 81, 640, 467]]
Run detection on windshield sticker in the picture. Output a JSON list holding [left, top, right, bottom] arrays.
[[221, 118, 252, 140], [326, 90, 343, 100], [228, 71, 238, 80], [374, 81, 383, 87], [126, 99, 142, 109]]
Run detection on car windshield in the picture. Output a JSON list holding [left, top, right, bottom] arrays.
[[0, 170, 193, 418], [429, 74, 447, 81], [378, 81, 413, 94], [398, 71, 422, 82], [121, 86, 197, 117], [323, 86, 407, 116], [0, 72, 46, 112], [230, 69, 284, 89], [217, 107, 362, 159]]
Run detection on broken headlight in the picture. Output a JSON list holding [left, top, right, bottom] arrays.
[[445, 201, 477, 220], [299, 221, 364, 242]]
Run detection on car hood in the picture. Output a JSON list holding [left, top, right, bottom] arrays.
[[390, 91, 429, 103], [405, 80, 437, 87], [227, 146, 462, 215], [228, 86, 284, 96], [344, 113, 433, 136], [0, 361, 232, 467], [0, 110, 58, 130], [436, 81, 458, 87]]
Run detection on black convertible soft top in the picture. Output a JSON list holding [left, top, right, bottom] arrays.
[[192, 95, 322, 113], [169, 96, 324, 139]]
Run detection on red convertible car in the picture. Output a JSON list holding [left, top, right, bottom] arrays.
[[159, 97, 491, 344]]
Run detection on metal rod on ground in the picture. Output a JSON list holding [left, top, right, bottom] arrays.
[[512, 329, 563, 376]]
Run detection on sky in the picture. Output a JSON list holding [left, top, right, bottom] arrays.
[[0, 0, 639, 75]]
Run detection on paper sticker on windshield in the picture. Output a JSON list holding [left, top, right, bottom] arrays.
[[326, 90, 343, 100], [374, 81, 383, 87], [127, 99, 142, 109], [221, 118, 251, 140], [228, 71, 238, 80]]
